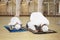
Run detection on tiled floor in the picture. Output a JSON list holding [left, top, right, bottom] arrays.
[[0, 16, 60, 40]]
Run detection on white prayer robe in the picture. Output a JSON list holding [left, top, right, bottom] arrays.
[[8, 17, 22, 30], [28, 12, 49, 32]]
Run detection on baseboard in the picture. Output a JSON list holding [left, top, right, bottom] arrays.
[[0, 15, 60, 17]]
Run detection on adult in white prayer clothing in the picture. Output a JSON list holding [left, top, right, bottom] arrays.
[[27, 12, 49, 32]]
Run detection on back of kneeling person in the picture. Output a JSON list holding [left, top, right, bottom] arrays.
[[27, 12, 49, 32], [8, 17, 22, 30]]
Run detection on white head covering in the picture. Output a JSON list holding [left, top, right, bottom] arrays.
[[15, 24, 21, 30], [41, 26, 49, 32]]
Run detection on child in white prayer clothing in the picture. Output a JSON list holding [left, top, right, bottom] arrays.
[[27, 12, 49, 32], [8, 17, 22, 30]]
